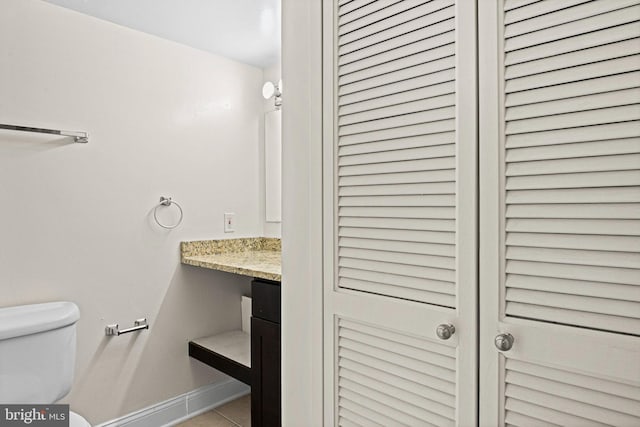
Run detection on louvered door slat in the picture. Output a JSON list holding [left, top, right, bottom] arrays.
[[506, 288, 640, 319], [339, 31, 455, 77], [506, 246, 640, 269], [339, 170, 455, 186], [507, 370, 640, 417], [339, 10, 454, 58], [505, 399, 605, 427], [506, 187, 640, 204], [337, 0, 402, 25], [340, 55, 456, 97], [506, 155, 640, 176], [339, 237, 455, 257], [337, 318, 456, 426], [507, 171, 640, 190], [506, 218, 640, 235], [505, 0, 636, 35], [507, 203, 640, 219], [339, 257, 455, 283], [339, 59, 456, 105], [506, 260, 639, 285], [507, 274, 640, 302], [339, 183, 454, 197], [504, 0, 541, 11], [338, 358, 456, 407], [338, 268, 454, 297], [339, 143, 455, 165], [506, 38, 640, 80], [506, 55, 640, 93], [338, 133, 455, 156], [505, 5, 640, 52], [505, 22, 640, 67], [505, 105, 640, 135], [337, 0, 375, 16], [338, 397, 402, 427], [338, 107, 455, 136], [506, 121, 640, 148], [338, 216, 455, 231], [340, 206, 455, 219], [507, 359, 640, 400], [338, 0, 453, 46], [505, 358, 640, 425], [506, 385, 640, 426], [506, 88, 640, 121], [506, 232, 640, 252], [506, 72, 640, 108], [338, 0, 428, 36], [339, 93, 456, 127], [505, 138, 640, 161], [339, 81, 455, 115], [339, 19, 454, 68], [504, 0, 589, 25]]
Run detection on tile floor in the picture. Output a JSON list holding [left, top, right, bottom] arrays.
[[177, 394, 251, 427]]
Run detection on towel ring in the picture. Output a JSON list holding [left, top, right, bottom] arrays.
[[153, 196, 183, 229]]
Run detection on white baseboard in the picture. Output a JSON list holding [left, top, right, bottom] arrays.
[[95, 380, 250, 427]]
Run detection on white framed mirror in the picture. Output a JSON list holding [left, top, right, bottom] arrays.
[[265, 109, 281, 222]]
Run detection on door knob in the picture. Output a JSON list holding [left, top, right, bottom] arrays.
[[436, 323, 455, 340], [495, 333, 514, 351]]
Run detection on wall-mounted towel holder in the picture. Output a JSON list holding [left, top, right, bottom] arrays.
[[153, 196, 183, 229], [0, 123, 89, 143], [105, 318, 149, 336]]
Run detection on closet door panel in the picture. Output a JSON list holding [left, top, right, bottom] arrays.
[[480, 1, 640, 425], [324, 0, 477, 425]]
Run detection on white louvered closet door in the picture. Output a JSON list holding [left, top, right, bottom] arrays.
[[323, 1, 477, 425], [479, 1, 640, 426]]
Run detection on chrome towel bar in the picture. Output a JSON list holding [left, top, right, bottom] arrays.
[[105, 318, 149, 336], [0, 123, 88, 143]]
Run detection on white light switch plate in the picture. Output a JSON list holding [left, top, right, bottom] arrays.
[[224, 212, 235, 232]]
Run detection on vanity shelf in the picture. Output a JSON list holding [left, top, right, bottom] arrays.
[[189, 330, 251, 385]]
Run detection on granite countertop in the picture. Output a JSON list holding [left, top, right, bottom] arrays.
[[180, 237, 281, 281]]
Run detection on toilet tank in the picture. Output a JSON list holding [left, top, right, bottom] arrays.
[[0, 302, 80, 403]]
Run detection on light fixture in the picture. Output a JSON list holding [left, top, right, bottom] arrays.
[[262, 79, 282, 109]]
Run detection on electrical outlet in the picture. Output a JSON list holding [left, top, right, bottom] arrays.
[[224, 213, 235, 233]]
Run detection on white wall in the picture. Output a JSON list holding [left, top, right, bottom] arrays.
[[0, 0, 263, 423]]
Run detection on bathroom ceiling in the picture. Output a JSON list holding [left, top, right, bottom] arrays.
[[42, 0, 281, 68]]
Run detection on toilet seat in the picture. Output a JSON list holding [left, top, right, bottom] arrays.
[[69, 411, 91, 427]]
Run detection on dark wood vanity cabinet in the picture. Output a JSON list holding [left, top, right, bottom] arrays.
[[251, 279, 281, 426]]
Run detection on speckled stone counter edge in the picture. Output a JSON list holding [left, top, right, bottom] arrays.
[[180, 237, 281, 258]]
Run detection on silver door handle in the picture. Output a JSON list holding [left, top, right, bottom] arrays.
[[495, 333, 514, 351], [436, 323, 456, 340]]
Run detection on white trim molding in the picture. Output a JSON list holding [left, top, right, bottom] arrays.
[[95, 380, 250, 427]]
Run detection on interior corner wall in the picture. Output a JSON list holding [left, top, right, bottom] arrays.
[[261, 62, 282, 239], [0, 0, 263, 424]]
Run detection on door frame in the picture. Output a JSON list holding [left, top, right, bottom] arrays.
[[281, 0, 324, 425], [478, 1, 502, 425]]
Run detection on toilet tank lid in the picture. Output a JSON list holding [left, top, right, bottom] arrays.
[[0, 302, 80, 340]]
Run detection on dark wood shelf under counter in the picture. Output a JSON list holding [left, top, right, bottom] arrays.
[[189, 330, 251, 386]]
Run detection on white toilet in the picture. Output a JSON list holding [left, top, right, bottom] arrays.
[[0, 301, 91, 427]]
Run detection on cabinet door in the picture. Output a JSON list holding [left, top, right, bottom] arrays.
[[479, 1, 640, 425], [322, 1, 478, 425], [251, 317, 281, 427]]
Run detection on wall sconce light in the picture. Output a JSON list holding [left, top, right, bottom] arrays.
[[262, 79, 282, 110]]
